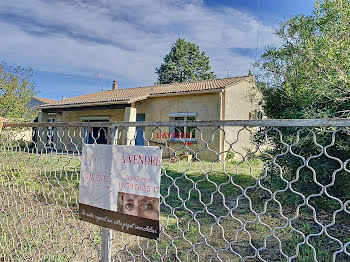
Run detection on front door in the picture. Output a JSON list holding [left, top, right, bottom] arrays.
[[135, 114, 145, 146]]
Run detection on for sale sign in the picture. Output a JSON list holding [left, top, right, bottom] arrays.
[[78, 145, 162, 239]]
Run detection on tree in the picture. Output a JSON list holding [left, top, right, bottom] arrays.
[[156, 38, 216, 84], [258, 0, 350, 119], [256, 0, 350, 207], [0, 62, 37, 121]]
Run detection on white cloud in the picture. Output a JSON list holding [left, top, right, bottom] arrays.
[[0, 0, 279, 85]]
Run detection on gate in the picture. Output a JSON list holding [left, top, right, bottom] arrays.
[[0, 119, 349, 261]]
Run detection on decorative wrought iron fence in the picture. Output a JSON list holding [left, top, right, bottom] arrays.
[[0, 120, 349, 262]]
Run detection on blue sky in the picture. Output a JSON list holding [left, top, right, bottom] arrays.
[[0, 0, 315, 100]]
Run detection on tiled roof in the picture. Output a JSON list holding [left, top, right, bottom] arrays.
[[34, 97, 59, 104], [41, 76, 251, 108]]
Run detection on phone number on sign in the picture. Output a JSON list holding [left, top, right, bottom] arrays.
[[118, 182, 159, 193]]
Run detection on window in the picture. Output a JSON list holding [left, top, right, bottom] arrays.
[[169, 113, 197, 141]]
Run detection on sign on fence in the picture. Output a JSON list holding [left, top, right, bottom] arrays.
[[79, 144, 162, 239]]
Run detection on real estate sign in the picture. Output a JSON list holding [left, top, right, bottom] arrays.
[[79, 144, 162, 239]]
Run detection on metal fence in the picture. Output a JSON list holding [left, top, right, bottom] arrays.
[[0, 120, 349, 262]]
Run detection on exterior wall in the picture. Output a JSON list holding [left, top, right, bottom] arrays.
[[135, 93, 221, 161], [60, 109, 125, 151], [222, 77, 263, 159], [16, 99, 45, 143], [60, 109, 125, 122], [37, 94, 222, 161], [38, 109, 125, 152], [36, 81, 262, 161]]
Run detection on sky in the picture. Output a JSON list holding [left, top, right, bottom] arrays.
[[0, 0, 315, 100]]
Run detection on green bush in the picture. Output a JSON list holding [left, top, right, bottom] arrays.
[[256, 0, 350, 209], [256, 127, 350, 210]]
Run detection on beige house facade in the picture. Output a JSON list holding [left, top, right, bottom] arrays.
[[38, 76, 262, 161]]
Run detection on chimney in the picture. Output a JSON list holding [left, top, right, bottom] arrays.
[[112, 80, 118, 90]]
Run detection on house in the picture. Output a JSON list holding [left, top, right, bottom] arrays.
[[26, 97, 58, 111], [37, 76, 262, 160], [3, 97, 59, 143], [23, 97, 58, 144]]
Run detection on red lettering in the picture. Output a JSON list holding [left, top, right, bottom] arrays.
[[84, 173, 110, 183], [138, 155, 144, 164], [120, 152, 126, 163], [155, 156, 161, 166], [119, 153, 163, 166]]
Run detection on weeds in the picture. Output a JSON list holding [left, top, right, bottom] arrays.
[[0, 151, 349, 261]]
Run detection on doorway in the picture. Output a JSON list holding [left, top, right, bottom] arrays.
[[83, 119, 109, 144]]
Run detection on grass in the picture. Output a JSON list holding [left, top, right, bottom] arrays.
[[0, 149, 349, 261]]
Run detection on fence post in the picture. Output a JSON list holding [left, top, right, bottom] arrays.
[[100, 125, 116, 262], [101, 228, 112, 262]]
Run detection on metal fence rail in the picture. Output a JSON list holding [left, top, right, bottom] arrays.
[[0, 120, 349, 262]]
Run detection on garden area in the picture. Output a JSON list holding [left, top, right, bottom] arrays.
[[1, 147, 349, 261]]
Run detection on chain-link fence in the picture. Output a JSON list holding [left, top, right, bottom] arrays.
[[0, 120, 349, 262]]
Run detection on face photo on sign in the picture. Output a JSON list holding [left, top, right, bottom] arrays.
[[117, 192, 159, 221]]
